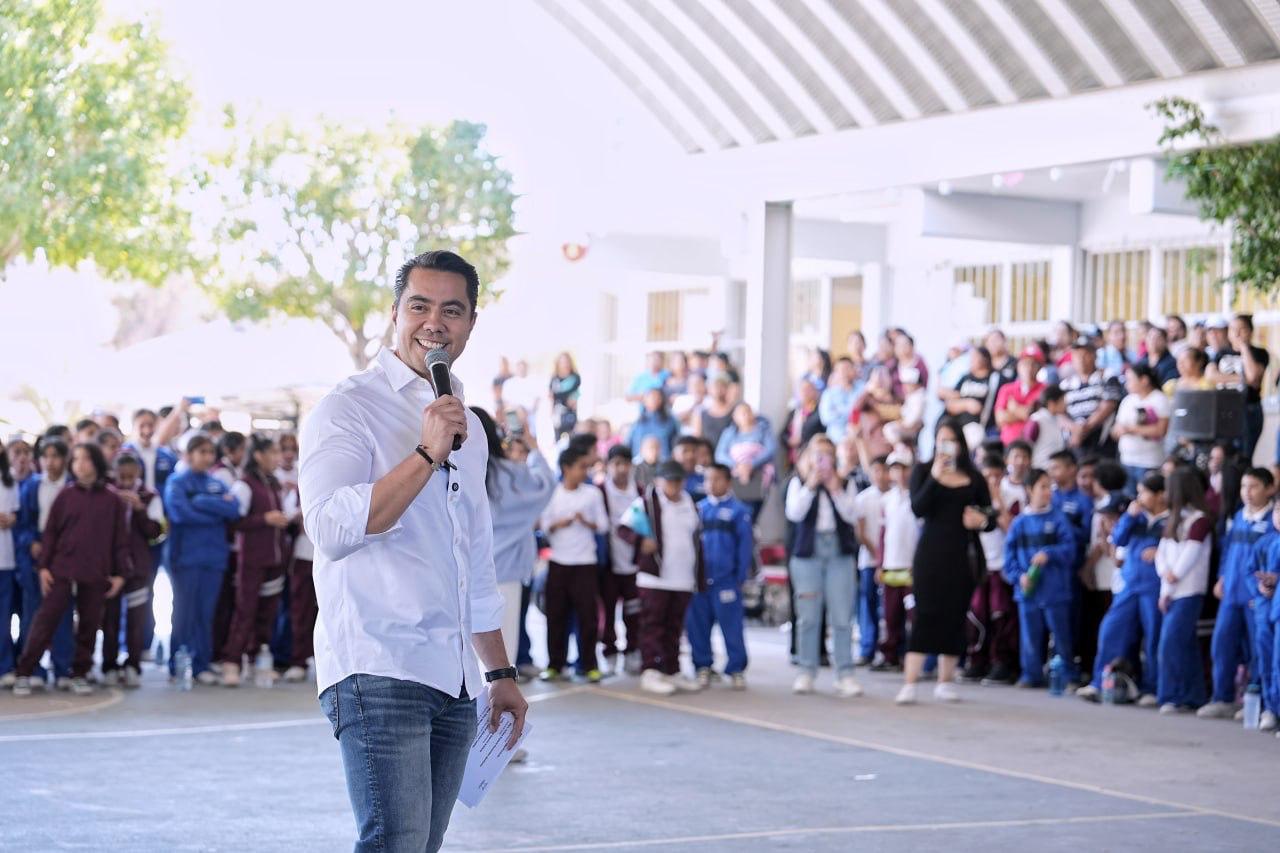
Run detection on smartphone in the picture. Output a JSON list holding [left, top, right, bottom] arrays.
[[187, 396, 206, 405], [937, 438, 958, 472], [816, 453, 834, 478]]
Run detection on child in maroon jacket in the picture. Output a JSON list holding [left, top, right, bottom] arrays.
[[101, 453, 164, 687], [13, 443, 130, 696], [219, 434, 290, 686]]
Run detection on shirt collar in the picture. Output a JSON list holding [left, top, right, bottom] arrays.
[[1243, 502, 1273, 523], [377, 347, 465, 400]]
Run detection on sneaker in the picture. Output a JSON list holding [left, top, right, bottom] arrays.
[[599, 654, 616, 676], [1195, 701, 1236, 719], [1260, 711, 1278, 732], [959, 664, 987, 683], [102, 669, 120, 687], [1137, 693, 1158, 708], [195, 670, 220, 686], [282, 666, 308, 683], [55, 676, 73, 691], [516, 663, 541, 681], [730, 673, 747, 691], [853, 655, 873, 668], [982, 663, 1017, 685], [12, 676, 33, 697], [1076, 684, 1101, 703], [221, 662, 241, 687], [70, 677, 93, 696], [894, 683, 917, 705], [1065, 681, 1082, 694], [792, 672, 815, 695], [870, 660, 900, 673], [933, 682, 960, 703], [624, 651, 642, 676], [1233, 708, 1244, 722], [667, 673, 703, 692], [1014, 679, 1040, 689], [1159, 703, 1189, 716], [640, 669, 676, 696], [0, 671, 15, 688], [122, 667, 142, 689], [538, 668, 562, 683], [510, 748, 529, 764], [584, 669, 604, 684], [695, 667, 714, 689], [835, 675, 864, 698]]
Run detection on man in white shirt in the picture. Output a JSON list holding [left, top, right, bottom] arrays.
[[300, 250, 526, 853]]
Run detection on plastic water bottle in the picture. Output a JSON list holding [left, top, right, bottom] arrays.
[[1243, 684, 1262, 730], [155, 640, 166, 668], [1048, 654, 1066, 696], [174, 646, 193, 691], [254, 645, 275, 688], [1100, 665, 1116, 704]]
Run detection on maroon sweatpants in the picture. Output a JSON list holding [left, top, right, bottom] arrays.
[[289, 559, 317, 667], [966, 571, 1019, 670], [599, 569, 640, 656], [638, 587, 693, 675], [220, 562, 284, 664], [211, 553, 237, 661], [879, 584, 914, 666], [545, 562, 600, 673], [16, 577, 109, 678], [102, 575, 150, 672]]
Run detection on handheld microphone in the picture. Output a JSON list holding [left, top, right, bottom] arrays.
[[426, 347, 463, 452]]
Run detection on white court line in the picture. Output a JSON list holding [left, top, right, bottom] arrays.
[[586, 687, 1280, 830], [491, 811, 1203, 852], [0, 688, 124, 723], [0, 684, 581, 743]]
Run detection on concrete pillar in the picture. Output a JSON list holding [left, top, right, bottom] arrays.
[[743, 201, 793, 423]]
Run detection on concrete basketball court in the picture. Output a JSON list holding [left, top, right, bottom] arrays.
[[1, 624, 1277, 852]]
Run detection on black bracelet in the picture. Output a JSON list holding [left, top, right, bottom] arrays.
[[415, 445, 436, 467], [484, 666, 518, 683]]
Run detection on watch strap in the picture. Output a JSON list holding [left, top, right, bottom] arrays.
[[484, 666, 518, 683]]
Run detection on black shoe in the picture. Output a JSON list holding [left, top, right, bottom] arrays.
[[981, 664, 1017, 686], [870, 660, 899, 673], [960, 664, 987, 682], [854, 656, 873, 668]]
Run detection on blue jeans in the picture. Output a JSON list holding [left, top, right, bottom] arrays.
[[856, 566, 879, 660], [1210, 601, 1255, 703], [321, 674, 475, 853], [790, 533, 856, 676], [1158, 595, 1207, 708]]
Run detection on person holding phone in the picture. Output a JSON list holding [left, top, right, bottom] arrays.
[[897, 419, 994, 705]]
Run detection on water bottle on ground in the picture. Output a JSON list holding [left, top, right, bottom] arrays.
[[174, 646, 193, 691], [1243, 684, 1262, 730], [1048, 654, 1066, 696], [1101, 665, 1115, 704], [254, 645, 275, 688], [155, 640, 166, 668]]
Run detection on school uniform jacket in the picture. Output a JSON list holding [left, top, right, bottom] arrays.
[[1004, 507, 1078, 606], [1110, 510, 1168, 597], [234, 473, 286, 571], [697, 494, 754, 586], [163, 470, 242, 570], [38, 481, 133, 583], [1219, 505, 1274, 607]]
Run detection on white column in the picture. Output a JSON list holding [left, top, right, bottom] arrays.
[[744, 201, 793, 423]]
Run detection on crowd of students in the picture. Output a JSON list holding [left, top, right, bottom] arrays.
[[3, 311, 1279, 743]]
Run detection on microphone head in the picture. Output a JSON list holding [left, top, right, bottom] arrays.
[[425, 347, 451, 370]]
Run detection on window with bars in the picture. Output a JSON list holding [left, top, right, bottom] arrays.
[[1083, 250, 1148, 322], [955, 264, 1000, 325], [646, 291, 681, 342], [1010, 260, 1052, 322], [1162, 247, 1223, 316], [790, 279, 822, 335]]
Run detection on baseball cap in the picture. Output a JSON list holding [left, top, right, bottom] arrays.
[[1208, 316, 1229, 330], [1095, 491, 1129, 515], [1071, 335, 1095, 350], [886, 449, 914, 468], [1018, 345, 1044, 364]]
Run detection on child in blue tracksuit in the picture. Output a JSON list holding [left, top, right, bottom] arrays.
[[164, 435, 241, 682], [687, 464, 753, 689], [1250, 506, 1280, 730], [1005, 467, 1079, 687], [1078, 473, 1167, 703], [1198, 467, 1274, 719]]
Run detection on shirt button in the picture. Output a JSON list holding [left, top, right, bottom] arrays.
[[451, 483, 459, 492]]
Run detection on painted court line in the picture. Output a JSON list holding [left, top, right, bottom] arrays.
[[587, 687, 1280, 830], [491, 811, 1203, 852], [0, 689, 124, 723], [0, 683, 579, 743]]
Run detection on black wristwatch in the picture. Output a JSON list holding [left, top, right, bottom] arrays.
[[484, 666, 518, 683]]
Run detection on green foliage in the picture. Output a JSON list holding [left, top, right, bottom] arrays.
[[201, 117, 517, 368], [0, 0, 191, 282], [1153, 97, 1280, 295]]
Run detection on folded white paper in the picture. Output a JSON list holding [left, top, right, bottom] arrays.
[[457, 687, 531, 808]]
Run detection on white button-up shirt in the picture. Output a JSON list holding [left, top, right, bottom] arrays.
[[300, 347, 504, 698]]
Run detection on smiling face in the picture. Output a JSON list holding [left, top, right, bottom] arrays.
[[392, 267, 477, 378]]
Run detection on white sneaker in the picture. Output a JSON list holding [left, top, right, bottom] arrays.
[[12, 676, 33, 697], [55, 676, 73, 691], [70, 677, 93, 696], [0, 671, 15, 688], [281, 666, 308, 683], [667, 673, 703, 693], [792, 672, 815, 694], [835, 675, 864, 698], [1233, 707, 1245, 722], [195, 670, 220, 686], [102, 670, 120, 687], [640, 669, 676, 696], [1195, 701, 1236, 719], [122, 667, 142, 689], [895, 683, 918, 705], [1137, 693, 1158, 708], [933, 681, 961, 703], [730, 673, 747, 691], [624, 651, 642, 676], [1159, 703, 1189, 716], [695, 667, 714, 689], [1075, 684, 1100, 703], [1260, 711, 1278, 732], [221, 662, 241, 687]]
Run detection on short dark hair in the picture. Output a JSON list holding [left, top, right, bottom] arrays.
[[1040, 384, 1065, 404], [1126, 361, 1159, 387], [1049, 449, 1078, 467], [706, 462, 732, 478], [1095, 460, 1127, 492], [1235, 313, 1254, 331], [74, 418, 97, 433], [186, 434, 215, 455], [1005, 440, 1032, 458], [97, 429, 123, 447], [40, 438, 69, 460], [567, 433, 596, 454], [674, 435, 701, 449], [1244, 466, 1274, 488], [132, 408, 157, 422], [1079, 453, 1100, 470], [1025, 467, 1050, 490], [869, 455, 889, 468], [980, 452, 1005, 472], [1140, 472, 1166, 493], [218, 432, 246, 457], [72, 442, 109, 485], [115, 452, 142, 470], [606, 445, 633, 464], [558, 447, 588, 471], [394, 250, 480, 312]]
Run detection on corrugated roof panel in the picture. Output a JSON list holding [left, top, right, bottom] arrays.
[[941, 0, 1050, 99], [1063, 0, 1158, 81], [885, 0, 998, 108], [1132, 0, 1220, 71], [827, 0, 949, 114], [1204, 0, 1280, 61], [998, 0, 1101, 91]]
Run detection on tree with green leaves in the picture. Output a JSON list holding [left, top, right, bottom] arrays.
[[201, 118, 517, 369], [0, 0, 191, 282], [1153, 97, 1280, 295]]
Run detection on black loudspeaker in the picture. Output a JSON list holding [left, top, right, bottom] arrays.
[[1168, 388, 1245, 442]]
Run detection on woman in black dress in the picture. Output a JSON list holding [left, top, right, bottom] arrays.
[[897, 418, 993, 705]]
